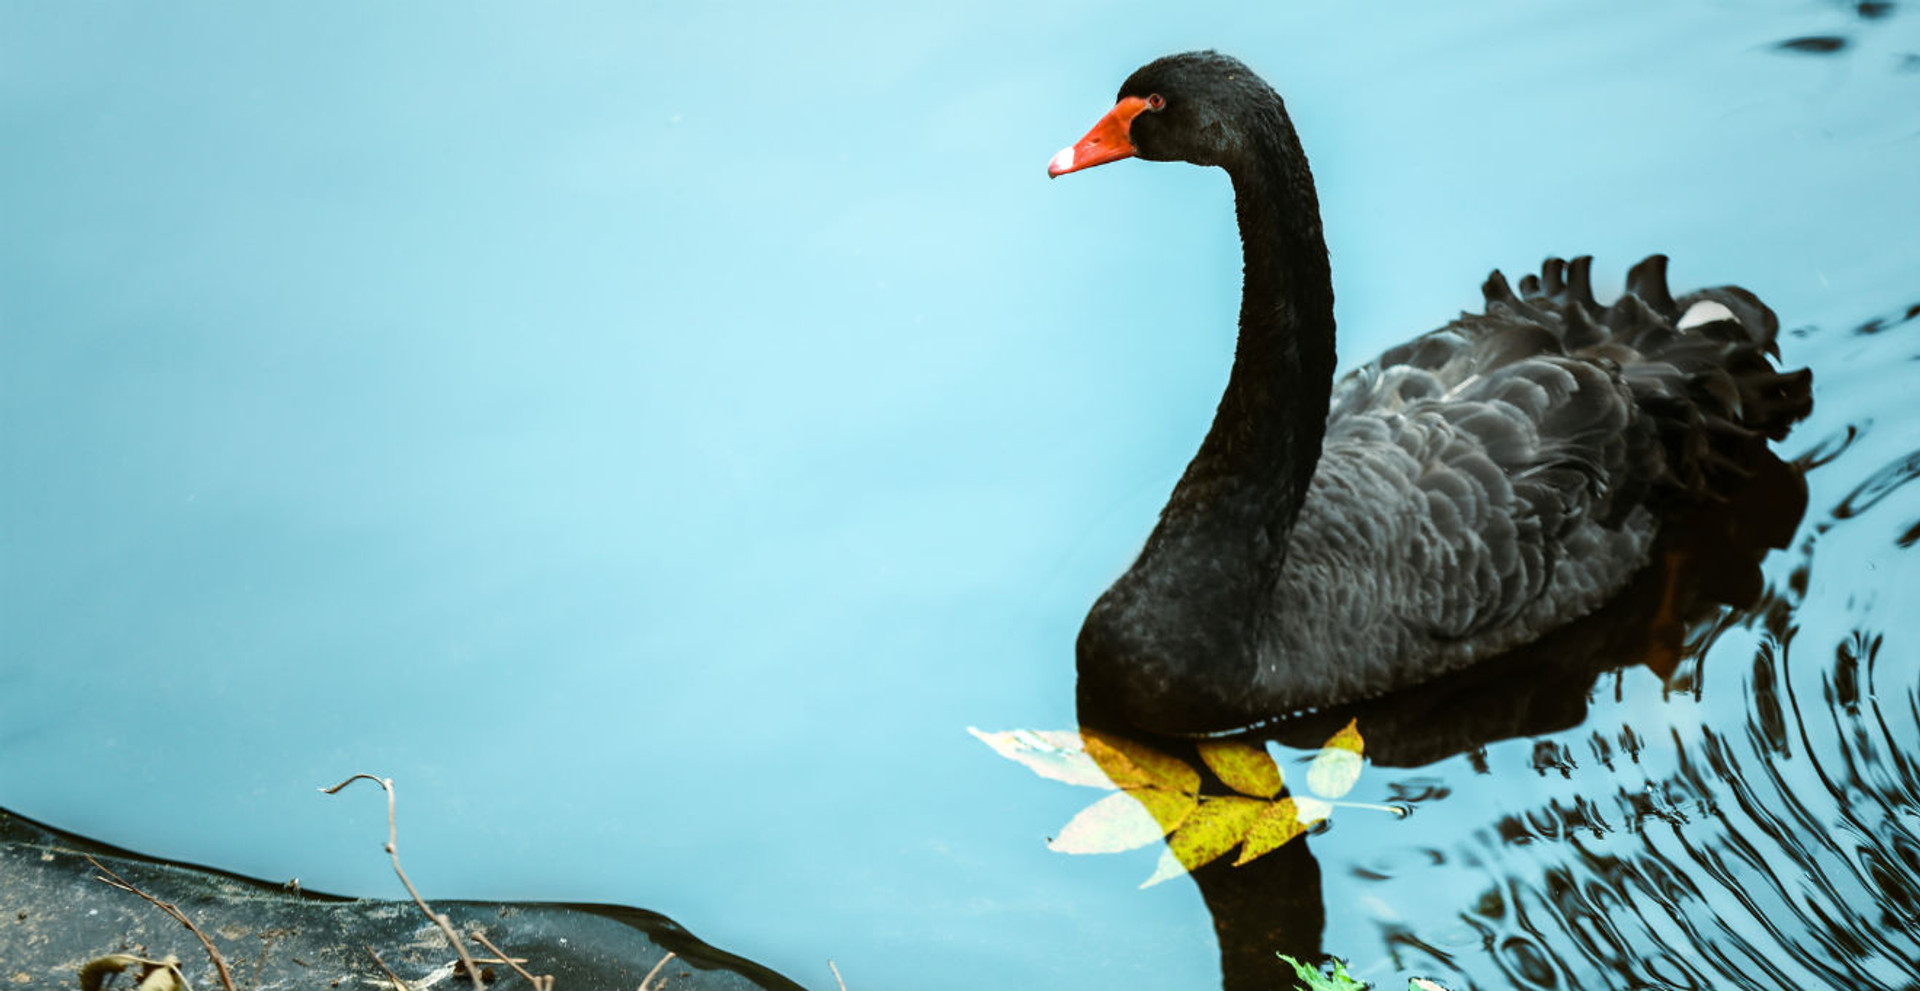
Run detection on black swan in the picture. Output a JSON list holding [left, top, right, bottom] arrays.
[[1052, 52, 1813, 735]]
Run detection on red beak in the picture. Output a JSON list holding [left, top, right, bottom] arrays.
[[1048, 96, 1152, 177]]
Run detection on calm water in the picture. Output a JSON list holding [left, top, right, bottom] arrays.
[[3, 3, 1918, 989]]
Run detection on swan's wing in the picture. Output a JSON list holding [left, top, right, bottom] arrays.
[[1268, 256, 1811, 705], [1313, 349, 1646, 643]]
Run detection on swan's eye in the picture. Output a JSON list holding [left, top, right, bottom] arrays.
[[1146, 93, 1166, 111]]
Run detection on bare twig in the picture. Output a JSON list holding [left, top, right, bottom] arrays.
[[637, 950, 677, 991], [323, 774, 486, 986], [85, 855, 238, 991], [469, 927, 554, 991], [366, 944, 412, 991], [829, 958, 848, 991]]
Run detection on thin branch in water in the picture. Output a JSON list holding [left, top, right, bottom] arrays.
[[468, 928, 554, 991], [1327, 799, 1407, 816], [322, 774, 486, 987], [366, 944, 412, 991], [85, 855, 238, 991], [637, 950, 678, 991]]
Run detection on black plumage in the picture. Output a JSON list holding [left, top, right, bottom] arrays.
[[1057, 52, 1813, 734]]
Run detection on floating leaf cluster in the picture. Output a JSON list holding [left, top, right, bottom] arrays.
[[971, 719, 1394, 887]]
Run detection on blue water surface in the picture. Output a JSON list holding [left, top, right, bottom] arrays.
[[4, 3, 1918, 988]]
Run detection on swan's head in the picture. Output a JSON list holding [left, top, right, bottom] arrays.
[[1048, 51, 1281, 177]]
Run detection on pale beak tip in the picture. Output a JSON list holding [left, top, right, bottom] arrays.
[[1047, 146, 1076, 178]]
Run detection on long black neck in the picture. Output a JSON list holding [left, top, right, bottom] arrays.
[[1145, 99, 1335, 574], [1075, 72, 1338, 734]]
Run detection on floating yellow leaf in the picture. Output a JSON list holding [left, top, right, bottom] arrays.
[[1196, 740, 1284, 798], [1082, 729, 1200, 794], [1139, 795, 1267, 887], [968, 728, 1117, 789], [1049, 788, 1198, 854], [1128, 786, 1200, 834], [1233, 797, 1307, 865], [1306, 719, 1365, 800], [1323, 718, 1364, 755]]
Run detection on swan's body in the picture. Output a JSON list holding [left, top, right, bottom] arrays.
[[1055, 53, 1811, 734]]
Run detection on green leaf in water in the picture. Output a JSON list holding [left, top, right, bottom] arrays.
[[1278, 953, 1368, 990], [1276, 953, 1453, 991]]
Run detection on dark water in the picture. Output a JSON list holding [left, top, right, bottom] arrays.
[[3, 3, 1919, 989]]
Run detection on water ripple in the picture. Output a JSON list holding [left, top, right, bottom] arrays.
[[1834, 449, 1920, 519]]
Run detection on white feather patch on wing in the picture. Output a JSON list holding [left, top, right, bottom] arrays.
[[1677, 300, 1736, 330]]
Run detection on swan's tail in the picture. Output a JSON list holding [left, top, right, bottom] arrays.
[[1482, 255, 1814, 529]]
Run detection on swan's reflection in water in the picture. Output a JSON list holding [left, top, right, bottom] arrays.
[[1075, 368, 1920, 989]]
